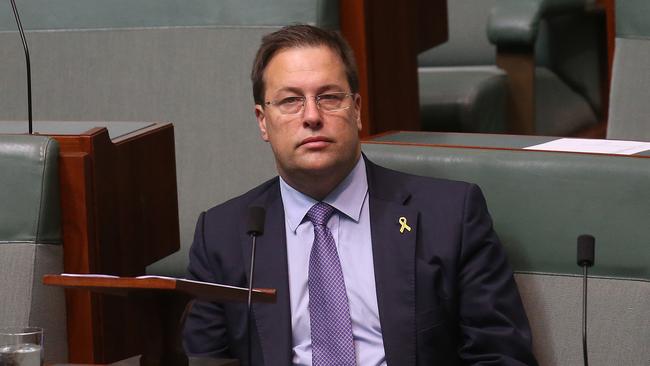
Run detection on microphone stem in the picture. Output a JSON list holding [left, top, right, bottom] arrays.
[[582, 265, 589, 366], [247, 234, 258, 366], [10, 0, 33, 134]]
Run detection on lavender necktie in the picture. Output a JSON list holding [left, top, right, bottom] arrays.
[[307, 202, 356, 366]]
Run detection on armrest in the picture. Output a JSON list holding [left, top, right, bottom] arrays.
[[487, 0, 593, 47]]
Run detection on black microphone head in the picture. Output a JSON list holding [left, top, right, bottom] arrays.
[[577, 234, 595, 267], [246, 206, 266, 236]]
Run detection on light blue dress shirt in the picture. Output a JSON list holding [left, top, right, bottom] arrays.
[[279, 157, 387, 366]]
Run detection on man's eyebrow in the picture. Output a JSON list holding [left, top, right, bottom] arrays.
[[273, 84, 347, 96], [275, 87, 303, 95], [317, 84, 346, 94]]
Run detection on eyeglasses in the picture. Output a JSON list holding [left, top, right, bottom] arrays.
[[264, 92, 355, 115]]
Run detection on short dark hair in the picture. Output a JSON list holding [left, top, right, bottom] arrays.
[[251, 24, 359, 105]]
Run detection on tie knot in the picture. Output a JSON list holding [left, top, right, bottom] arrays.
[[306, 202, 336, 226]]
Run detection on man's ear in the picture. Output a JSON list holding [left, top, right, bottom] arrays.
[[354, 94, 362, 132], [255, 105, 270, 142]]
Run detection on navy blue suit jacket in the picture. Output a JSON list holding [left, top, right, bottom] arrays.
[[183, 158, 537, 365]]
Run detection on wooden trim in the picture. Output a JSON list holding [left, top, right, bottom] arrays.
[[496, 47, 536, 135], [602, 0, 615, 126], [58, 151, 98, 362], [601, 0, 615, 87], [339, 0, 371, 138], [44, 275, 276, 303]]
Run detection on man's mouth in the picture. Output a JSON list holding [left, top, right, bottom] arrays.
[[299, 136, 333, 148]]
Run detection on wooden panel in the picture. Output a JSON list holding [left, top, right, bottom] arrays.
[[340, 0, 448, 137], [113, 124, 179, 269], [48, 123, 180, 364], [58, 151, 98, 362], [416, 0, 448, 52]]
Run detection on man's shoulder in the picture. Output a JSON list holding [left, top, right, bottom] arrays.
[[203, 176, 280, 219], [368, 159, 475, 196]]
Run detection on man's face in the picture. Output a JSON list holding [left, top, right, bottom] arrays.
[[255, 46, 362, 184]]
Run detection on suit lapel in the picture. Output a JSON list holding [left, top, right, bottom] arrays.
[[240, 184, 293, 365], [238, 160, 419, 365], [367, 159, 418, 366]]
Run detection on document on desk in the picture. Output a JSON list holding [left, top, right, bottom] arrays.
[[524, 138, 650, 155]]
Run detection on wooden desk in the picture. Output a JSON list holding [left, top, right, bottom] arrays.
[[44, 275, 276, 366]]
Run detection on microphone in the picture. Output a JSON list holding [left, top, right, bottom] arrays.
[[246, 206, 265, 366], [577, 234, 595, 267], [577, 234, 595, 366], [9, 0, 33, 134]]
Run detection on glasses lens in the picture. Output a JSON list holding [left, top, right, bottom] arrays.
[[318, 93, 351, 111], [268, 93, 353, 114], [276, 96, 304, 114]]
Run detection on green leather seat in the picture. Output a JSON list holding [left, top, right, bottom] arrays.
[[362, 133, 649, 365], [0, 135, 67, 363], [419, 0, 605, 135], [606, 0, 650, 141]]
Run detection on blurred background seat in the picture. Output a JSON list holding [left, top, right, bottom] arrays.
[[418, 0, 606, 135], [0, 135, 67, 363], [606, 0, 650, 141]]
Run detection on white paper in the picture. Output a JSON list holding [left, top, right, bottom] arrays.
[[60, 273, 119, 278], [135, 275, 176, 280], [524, 138, 650, 155]]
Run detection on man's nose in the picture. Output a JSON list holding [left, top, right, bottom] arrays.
[[302, 97, 322, 128]]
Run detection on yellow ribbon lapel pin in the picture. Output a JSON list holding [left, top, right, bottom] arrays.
[[398, 216, 412, 234]]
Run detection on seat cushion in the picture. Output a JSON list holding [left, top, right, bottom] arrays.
[[535, 67, 599, 136], [418, 66, 507, 133]]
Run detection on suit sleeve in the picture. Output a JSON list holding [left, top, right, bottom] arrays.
[[182, 211, 232, 358], [457, 184, 538, 366]]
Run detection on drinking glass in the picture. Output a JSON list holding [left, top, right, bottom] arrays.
[[0, 327, 43, 366]]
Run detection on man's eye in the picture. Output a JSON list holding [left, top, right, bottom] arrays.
[[319, 93, 345, 101], [278, 97, 303, 105]]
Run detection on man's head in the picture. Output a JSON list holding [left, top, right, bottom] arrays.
[[251, 25, 362, 200], [251, 24, 359, 106]]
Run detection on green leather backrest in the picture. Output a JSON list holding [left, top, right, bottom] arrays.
[[0, 0, 339, 31], [418, 0, 498, 67], [616, 0, 650, 37], [362, 141, 650, 281], [606, 0, 650, 141], [0, 135, 61, 244]]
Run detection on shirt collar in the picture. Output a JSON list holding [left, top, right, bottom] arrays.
[[280, 157, 368, 232]]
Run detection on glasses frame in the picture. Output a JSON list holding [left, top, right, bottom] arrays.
[[264, 92, 356, 115]]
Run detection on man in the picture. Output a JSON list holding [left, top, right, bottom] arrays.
[[183, 25, 537, 366]]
